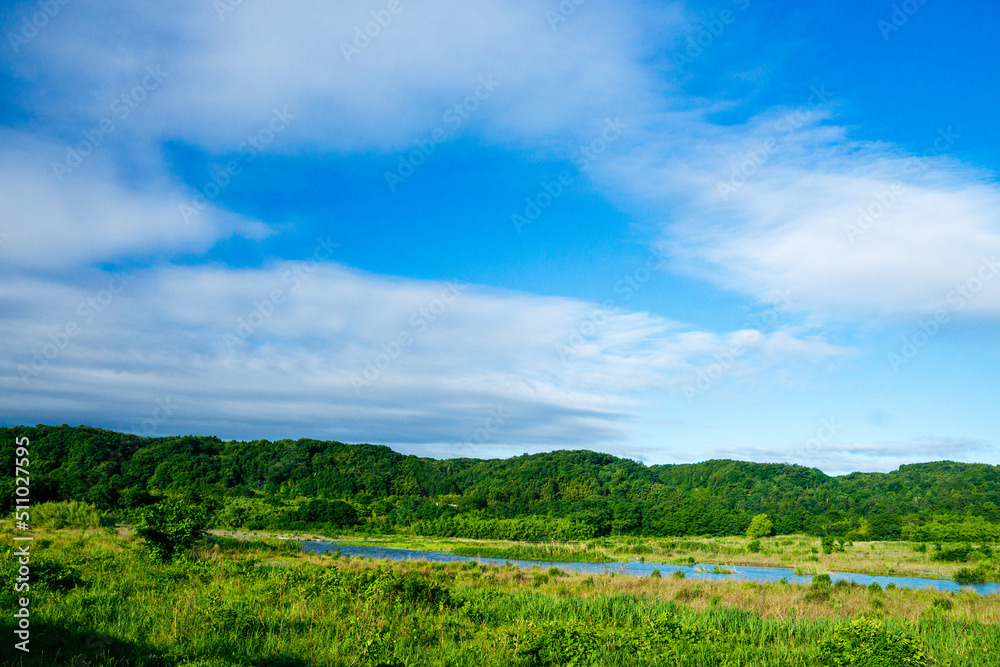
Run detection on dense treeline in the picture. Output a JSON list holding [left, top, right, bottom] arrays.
[[5, 425, 1000, 542]]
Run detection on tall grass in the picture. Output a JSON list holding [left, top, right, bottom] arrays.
[[2, 527, 999, 666], [27, 500, 107, 530]]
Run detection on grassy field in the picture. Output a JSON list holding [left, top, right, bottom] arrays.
[[3, 525, 999, 666], [229, 531, 999, 582]]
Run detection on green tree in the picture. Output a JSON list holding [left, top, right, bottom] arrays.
[[746, 513, 773, 539], [134, 499, 207, 561]]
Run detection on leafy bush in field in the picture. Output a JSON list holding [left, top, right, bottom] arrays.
[[931, 598, 953, 611], [815, 618, 927, 666], [747, 539, 761, 553], [745, 514, 773, 539], [934, 544, 973, 562], [512, 620, 600, 666], [804, 574, 832, 602], [812, 574, 832, 588], [30, 500, 106, 529], [953, 566, 988, 585], [134, 499, 207, 561]]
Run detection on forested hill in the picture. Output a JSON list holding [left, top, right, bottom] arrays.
[[5, 425, 1000, 542]]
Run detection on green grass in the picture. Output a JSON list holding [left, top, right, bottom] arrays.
[[450, 543, 615, 563], [3, 527, 1000, 666]]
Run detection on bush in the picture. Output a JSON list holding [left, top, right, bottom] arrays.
[[134, 499, 208, 561], [815, 618, 927, 666], [934, 544, 972, 562], [513, 620, 600, 666], [671, 569, 685, 579], [930, 598, 953, 611], [953, 567, 987, 585], [746, 514, 773, 539], [747, 539, 761, 553], [650, 568, 661, 578], [867, 581, 882, 593], [804, 574, 833, 602]]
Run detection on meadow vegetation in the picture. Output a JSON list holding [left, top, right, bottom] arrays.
[[3, 521, 1000, 667]]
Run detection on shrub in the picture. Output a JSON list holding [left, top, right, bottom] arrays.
[[815, 618, 927, 666], [930, 598, 953, 611], [867, 581, 882, 593], [953, 567, 986, 585], [746, 514, 773, 539], [650, 568, 661, 578], [803, 574, 833, 602], [134, 499, 208, 561], [671, 569, 685, 579], [934, 544, 972, 562], [513, 620, 600, 666], [747, 539, 761, 553]]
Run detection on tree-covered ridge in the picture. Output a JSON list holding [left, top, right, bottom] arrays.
[[4, 425, 999, 541]]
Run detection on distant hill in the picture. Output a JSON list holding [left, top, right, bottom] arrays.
[[5, 424, 999, 541]]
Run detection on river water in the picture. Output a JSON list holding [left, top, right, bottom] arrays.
[[296, 541, 1000, 596]]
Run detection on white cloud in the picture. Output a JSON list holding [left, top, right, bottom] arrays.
[[0, 132, 270, 269], [0, 263, 845, 449], [605, 112, 1000, 322], [5, 0, 676, 152]]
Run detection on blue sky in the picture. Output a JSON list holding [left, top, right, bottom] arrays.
[[1, 0, 998, 474]]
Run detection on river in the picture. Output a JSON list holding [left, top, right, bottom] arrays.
[[296, 540, 1000, 596]]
